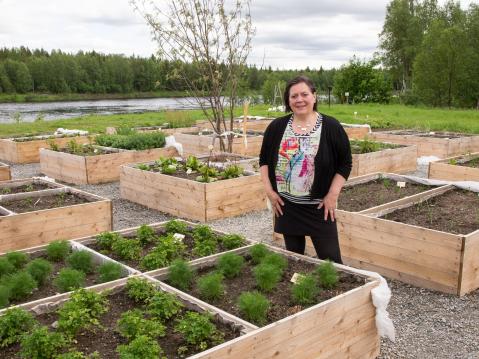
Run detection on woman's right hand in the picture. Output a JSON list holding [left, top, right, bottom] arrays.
[[267, 190, 284, 217]]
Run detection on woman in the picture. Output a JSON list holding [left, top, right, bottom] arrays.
[[259, 76, 352, 263]]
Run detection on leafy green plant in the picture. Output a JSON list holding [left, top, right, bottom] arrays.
[[168, 259, 195, 290], [1, 187, 12, 194], [47, 138, 59, 151], [95, 232, 122, 250], [5, 251, 29, 269], [46, 240, 70, 262], [164, 219, 189, 234], [0, 308, 37, 348], [0, 285, 10, 308], [314, 260, 339, 289], [156, 157, 178, 174], [147, 291, 184, 321], [219, 164, 244, 179], [111, 238, 142, 260], [219, 233, 246, 250], [0, 257, 15, 278], [196, 164, 218, 182], [197, 272, 224, 300], [24, 184, 34, 192], [261, 253, 288, 272], [237, 291, 270, 325], [192, 224, 215, 242], [19, 326, 67, 359], [175, 311, 223, 351], [291, 274, 320, 305], [136, 163, 150, 171], [117, 309, 166, 340], [253, 263, 282, 292], [67, 250, 94, 274], [185, 155, 201, 171], [97, 261, 123, 283], [1, 271, 37, 300], [193, 237, 217, 257], [57, 289, 109, 337], [26, 258, 53, 285], [54, 268, 86, 293], [249, 243, 269, 264], [95, 131, 166, 151], [56, 351, 101, 359], [136, 224, 157, 245], [116, 335, 165, 359], [448, 158, 458, 165], [140, 249, 169, 271], [125, 277, 156, 303], [140, 233, 186, 271], [217, 253, 244, 279]]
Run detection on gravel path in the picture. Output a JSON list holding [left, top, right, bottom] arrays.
[[8, 162, 479, 358]]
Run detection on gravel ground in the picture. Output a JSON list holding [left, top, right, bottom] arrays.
[[8, 162, 479, 359]]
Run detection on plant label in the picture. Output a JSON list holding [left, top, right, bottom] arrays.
[[173, 233, 185, 242], [396, 181, 406, 188], [290, 272, 305, 284]]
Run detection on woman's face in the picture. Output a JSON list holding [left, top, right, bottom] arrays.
[[288, 82, 316, 116]]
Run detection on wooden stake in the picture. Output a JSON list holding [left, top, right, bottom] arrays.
[[243, 101, 249, 149]]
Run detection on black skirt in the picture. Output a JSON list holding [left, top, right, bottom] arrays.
[[274, 196, 337, 236]]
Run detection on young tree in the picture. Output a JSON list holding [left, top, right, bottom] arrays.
[[131, 0, 254, 152]]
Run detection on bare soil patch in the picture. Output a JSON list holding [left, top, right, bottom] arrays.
[[0, 182, 51, 194], [1, 193, 90, 213]]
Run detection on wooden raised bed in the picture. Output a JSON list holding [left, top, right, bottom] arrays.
[[343, 123, 370, 140], [0, 179, 112, 252], [350, 141, 417, 177], [40, 145, 178, 184], [428, 152, 479, 181], [146, 244, 381, 359], [369, 130, 479, 158], [0, 134, 90, 164], [174, 131, 264, 157], [120, 163, 266, 222], [197, 152, 259, 172], [0, 162, 11, 181]]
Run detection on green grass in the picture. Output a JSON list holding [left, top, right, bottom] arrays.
[[1, 103, 479, 138]]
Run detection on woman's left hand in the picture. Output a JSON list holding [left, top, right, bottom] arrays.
[[318, 192, 339, 222]]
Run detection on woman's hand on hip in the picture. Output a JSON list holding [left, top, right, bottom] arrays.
[[267, 190, 284, 217], [318, 192, 338, 222]]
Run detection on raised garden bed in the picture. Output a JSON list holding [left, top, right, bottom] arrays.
[[196, 152, 259, 172], [0, 162, 11, 181], [120, 159, 266, 222], [146, 243, 381, 358], [0, 276, 252, 358], [40, 145, 178, 185], [174, 130, 264, 157], [77, 221, 253, 272], [0, 240, 135, 311], [338, 185, 479, 295], [428, 152, 479, 181], [370, 130, 479, 158], [350, 139, 417, 177], [0, 134, 90, 164], [0, 179, 112, 253], [342, 123, 370, 140]]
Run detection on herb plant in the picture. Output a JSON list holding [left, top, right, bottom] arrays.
[[26, 258, 53, 285], [219, 164, 243, 179], [261, 253, 288, 272], [314, 260, 339, 289], [46, 240, 70, 262], [140, 250, 169, 271], [168, 259, 195, 290], [237, 291, 270, 325], [0, 257, 15, 277], [1, 271, 37, 300], [136, 224, 157, 245], [5, 251, 29, 269], [175, 311, 223, 351], [197, 272, 224, 300], [249, 243, 269, 264], [217, 253, 244, 278], [111, 238, 142, 260], [116, 335, 165, 359], [53, 268, 86, 292], [164, 219, 189, 234], [219, 234, 246, 250], [97, 262, 123, 283], [0, 308, 37, 348], [95, 232, 122, 251], [291, 274, 320, 305], [117, 309, 166, 340], [253, 263, 282, 292], [147, 291, 184, 321], [125, 277, 156, 303], [67, 250, 94, 274], [19, 326, 67, 359], [0, 285, 10, 308]]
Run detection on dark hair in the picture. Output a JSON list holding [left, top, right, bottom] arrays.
[[283, 75, 317, 113]]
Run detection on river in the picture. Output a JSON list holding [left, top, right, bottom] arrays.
[[0, 97, 203, 124]]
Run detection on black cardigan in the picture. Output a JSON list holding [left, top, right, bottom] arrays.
[[259, 113, 352, 199]]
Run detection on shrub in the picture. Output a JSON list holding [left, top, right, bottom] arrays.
[[125, 277, 156, 303], [315, 260, 339, 289], [253, 263, 282, 292], [164, 219, 189, 234], [95, 232, 122, 250], [0, 285, 10, 308], [26, 258, 53, 285], [249, 243, 269, 264], [197, 272, 224, 300], [261, 253, 288, 272], [1, 271, 37, 300], [97, 262, 123, 283], [237, 291, 270, 325], [5, 251, 29, 269], [147, 291, 184, 321], [19, 326, 67, 359], [168, 259, 195, 290], [291, 274, 320, 305], [54, 268, 85, 293], [117, 309, 166, 340], [111, 238, 142, 260], [0, 308, 37, 347], [136, 224, 157, 245], [175, 311, 223, 351], [216, 253, 244, 279], [67, 250, 94, 274], [219, 234, 246, 250], [57, 289, 109, 337], [0, 257, 15, 278], [116, 335, 164, 359], [46, 240, 70, 262]]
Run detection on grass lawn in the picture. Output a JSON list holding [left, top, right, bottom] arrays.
[[1, 103, 478, 137]]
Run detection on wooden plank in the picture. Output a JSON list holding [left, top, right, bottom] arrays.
[[459, 230, 479, 295], [344, 126, 370, 140], [354, 145, 417, 176], [0, 163, 11, 181], [428, 153, 479, 181], [40, 149, 88, 184]]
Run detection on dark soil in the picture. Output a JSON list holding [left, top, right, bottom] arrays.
[[339, 179, 434, 212], [189, 130, 262, 137], [87, 227, 237, 271], [382, 189, 479, 235], [164, 255, 366, 326], [385, 130, 470, 139], [458, 157, 479, 168], [2, 289, 240, 359], [1, 193, 91, 213], [0, 182, 52, 194]]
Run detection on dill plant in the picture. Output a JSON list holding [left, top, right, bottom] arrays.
[[26, 258, 53, 285], [249, 243, 269, 264], [53, 268, 85, 292], [97, 261, 123, 283], [253, 263, 282, 292], [5, 251, 29, 269], [216, 253, 244, 278], [1, 271, 37, 300], [237, 291, 270, 325], [67, 250, 94, 274], [168, 259, 195, 290], [197, 272, 224, 300], [314, 260, 339, 289], [261, 253, 288, 272], [46, 240, 70, 262], [0, 257, 15, 277], [291, 274, 320, 305]]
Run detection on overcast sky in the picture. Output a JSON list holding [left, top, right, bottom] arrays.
[[0, 0, 476, 70]]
